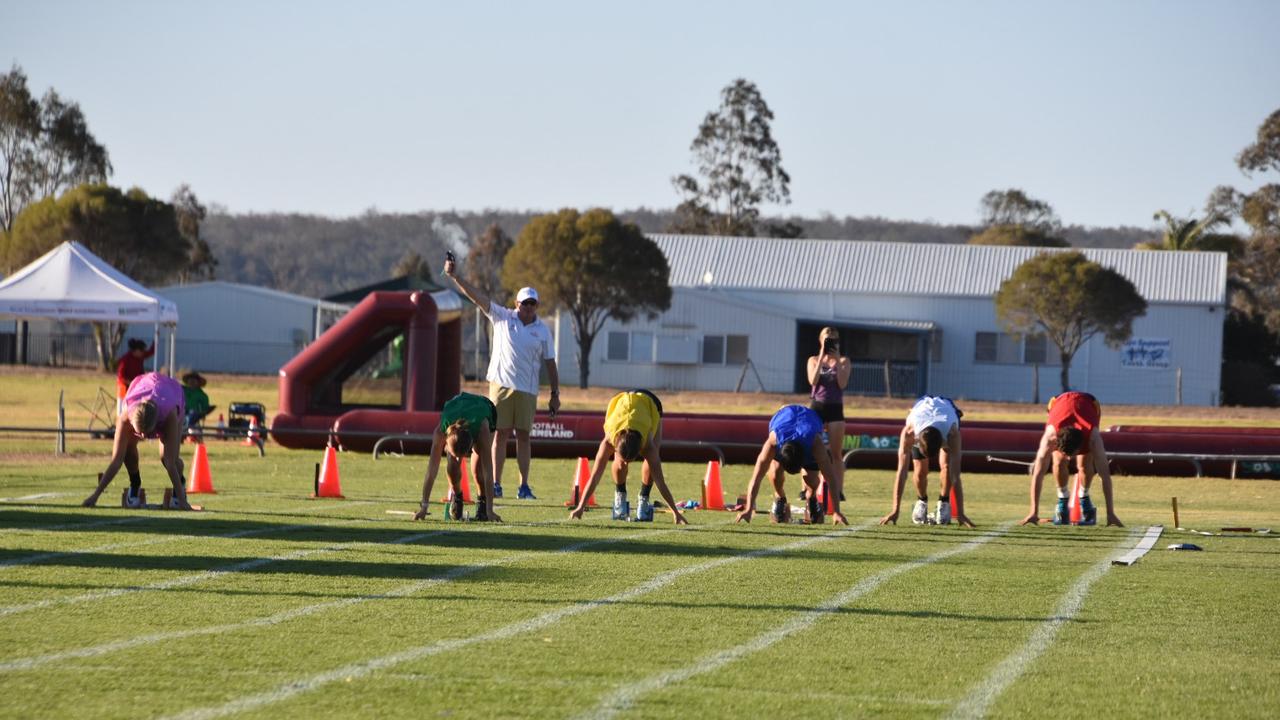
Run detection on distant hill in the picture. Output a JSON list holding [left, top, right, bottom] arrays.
[[201, 208, 1155, 297]]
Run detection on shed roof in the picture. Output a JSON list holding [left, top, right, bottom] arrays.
[[649, 235, 1227, 305]]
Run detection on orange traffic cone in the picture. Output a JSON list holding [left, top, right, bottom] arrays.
[[702, 460, 726, 510], [312, 445, 345, 498], [441, 457, 474, 503], [949, 485, 959, 516], [815, 478, 833, 514], [563, 457, 598, 507], [242, 415, 260, 447], [187, 443, 216, 494], [1068, 474, 1082, 525]]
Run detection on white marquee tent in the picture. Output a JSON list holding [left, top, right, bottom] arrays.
[[0, 241, 179, 372]]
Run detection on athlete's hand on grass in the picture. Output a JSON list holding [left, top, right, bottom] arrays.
[[569, 506, 585, 520], [489, 509, 503, 523], [1106, 513, 1124, 527], [413, 504, 430, 521], [82, 495, 98, 508], [955, 513, 976, 528], [735, 508, 754, 523], [1019, 513, 1040, 526], [672, 510, 688, 525], [831, 511, 848, 526], [878, 509, 898, 525]]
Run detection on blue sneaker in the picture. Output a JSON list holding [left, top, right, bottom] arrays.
[[492, 483, 503, 499], [636, 497, 654, 522], [1052, 497, 1069, 525], [516, 484, 536, 500], [1080, 496, 1097, 526]]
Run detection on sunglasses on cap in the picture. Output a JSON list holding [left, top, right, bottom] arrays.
[[520, 299, 538, 307]]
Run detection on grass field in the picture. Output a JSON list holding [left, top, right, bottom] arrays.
[[1, 435, 1278, 719], [2, 369, 1279, 718]]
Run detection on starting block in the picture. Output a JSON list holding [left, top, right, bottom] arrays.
[[119, 486, 200, 511], [161, 488, 202, 511]]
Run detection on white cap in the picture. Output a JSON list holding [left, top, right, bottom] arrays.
[[516, 287, 539, 304]]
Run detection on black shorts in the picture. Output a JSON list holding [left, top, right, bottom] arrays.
[[628, 388, 663, 416], [808, 400, 843, 425]]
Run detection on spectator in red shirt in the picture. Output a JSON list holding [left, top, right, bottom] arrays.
[[116, 338, 155, 410]]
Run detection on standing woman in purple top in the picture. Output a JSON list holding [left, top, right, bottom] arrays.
[[807, 327, 851, 494], [83, 372, 195, 510]]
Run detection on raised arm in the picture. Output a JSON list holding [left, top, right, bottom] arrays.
[[442, 257, 493, 311], [806, 354, 822, 386], [736, 434, 777, 523]]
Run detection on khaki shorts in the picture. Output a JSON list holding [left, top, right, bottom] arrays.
[[490, 384, 537, 431]]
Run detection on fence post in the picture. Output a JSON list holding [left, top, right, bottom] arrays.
[[883, 360, 892, 398], [1033, 364, 1040, 405], [1176, 366, 1183, 406], [56, 390, 66, 456]]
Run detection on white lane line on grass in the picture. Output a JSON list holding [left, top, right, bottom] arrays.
[[160, 520, 874, 720], [4, 515, 150, 534], [944, 528, 1144, 720], [0, 521, 689, 673], [0, 501, 375, 571], [0, 492, 74, 503], [580, 524, 1013, 720]]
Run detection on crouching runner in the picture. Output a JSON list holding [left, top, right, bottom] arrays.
[[879, 395, 974, 527], [569, 390, 687, 524], [414, 392, 501, 522], [1020, 391, 1122, 527], [736, 405, 848, 525], [84, 372, 195, 510]]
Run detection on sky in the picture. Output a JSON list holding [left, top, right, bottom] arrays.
[[2, 0, 1277, 229]]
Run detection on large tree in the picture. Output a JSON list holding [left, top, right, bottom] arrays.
[[670, 78, 791, 237], [502, 208, 671, 388], [2, 184, 198, 370], [0, 66, 111, 232], [969, 189, 1066, 247], [995, 251, 1147, 391]]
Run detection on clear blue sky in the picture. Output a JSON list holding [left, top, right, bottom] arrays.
[[2, 0, 1276, 228]]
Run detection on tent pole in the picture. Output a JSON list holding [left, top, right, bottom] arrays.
[[169, 325, 176, 375], [153, 324, 161, 373]]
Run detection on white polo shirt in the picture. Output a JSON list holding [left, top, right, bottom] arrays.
[[907, 396, 959, 437], [485, 301, 555, 396]]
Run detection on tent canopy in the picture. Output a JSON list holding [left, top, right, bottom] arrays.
[[0, 241, 178, 325]]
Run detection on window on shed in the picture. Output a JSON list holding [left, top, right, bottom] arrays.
[[1023, 334, 1060, 365], [975, 331, 1020, 364], [702, 335, 725, 364], [726, 335, 749, 365], [631, 332, 654, 363], [607, 331, 629, 361]]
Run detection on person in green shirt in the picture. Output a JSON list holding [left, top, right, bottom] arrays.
[[181, 372, 214, 429], [414, 392, 500, 522]]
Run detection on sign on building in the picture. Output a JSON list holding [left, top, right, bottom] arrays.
[[1120, 338, 1171, 369]]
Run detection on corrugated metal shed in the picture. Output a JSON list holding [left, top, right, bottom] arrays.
[[649, 235, 1227, 305]]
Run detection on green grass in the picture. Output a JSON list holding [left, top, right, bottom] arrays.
[[1, 439, 1277, 719]]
